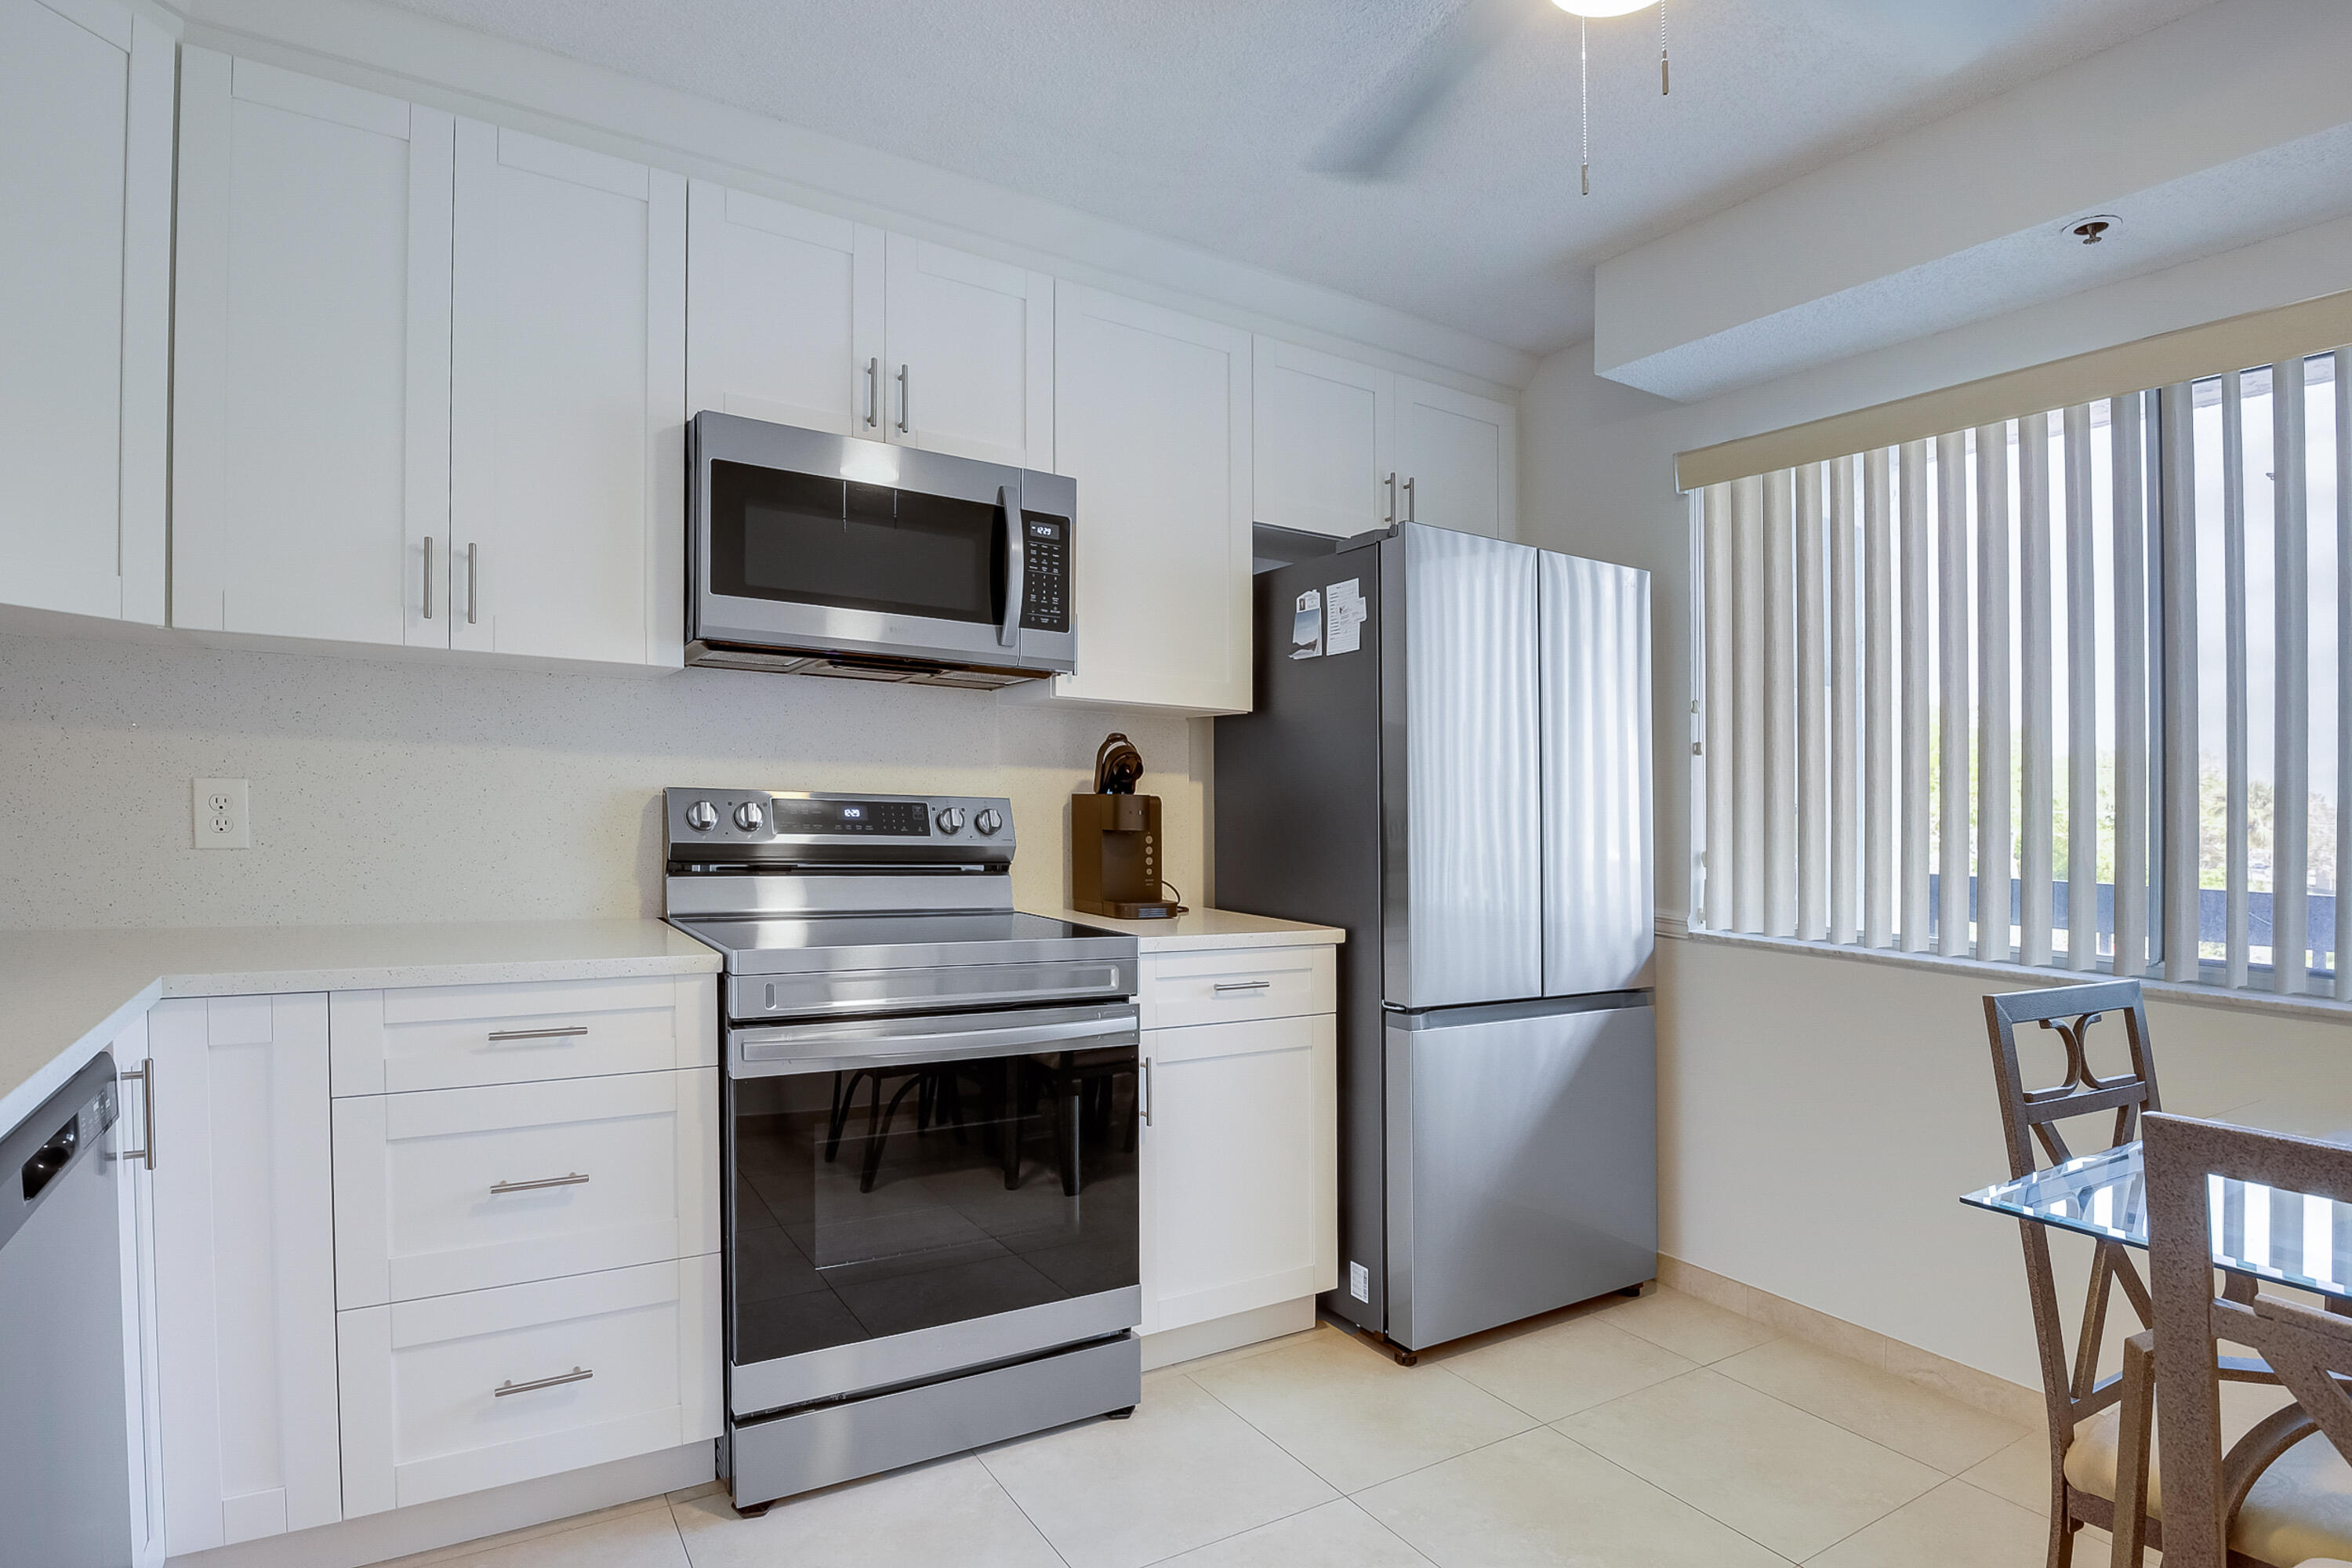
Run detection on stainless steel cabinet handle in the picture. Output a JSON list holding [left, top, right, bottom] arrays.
[[1403, 475, 1416, 522], [466, 543, 478, 625], [118, 1062, 155, 1171], [494, 1367, 592, 1398], [1141, 1057, 1152, 1127], [490, 1172, 589, 1195], [486, 1025, 590, 1043], [1384, 473, 1396, 524], [865, 357, 879, 427], [896, 364, 909, 433], [423, 536, 435, 619], [1212, 980, 1272, 993]]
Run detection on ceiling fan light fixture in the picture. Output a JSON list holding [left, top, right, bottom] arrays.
[[1552, 0, 1652, 16]]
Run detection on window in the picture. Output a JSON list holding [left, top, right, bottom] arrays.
[[1690, 348, 2350, 1000]]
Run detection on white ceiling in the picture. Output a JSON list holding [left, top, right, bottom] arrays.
[[372, 0, 2218, 358]]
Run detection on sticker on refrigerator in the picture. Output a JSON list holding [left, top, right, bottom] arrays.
[[1326, 578, 1366, 655], [1290, 588, 1323, 659]]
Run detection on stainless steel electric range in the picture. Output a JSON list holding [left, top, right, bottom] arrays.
[[662, 787, 1144, 1512]]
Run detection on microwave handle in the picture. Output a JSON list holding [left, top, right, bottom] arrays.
[[998, 485, 1025, 648]]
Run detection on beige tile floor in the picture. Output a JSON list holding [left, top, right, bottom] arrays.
[[382, 1287, 2118, 1568]]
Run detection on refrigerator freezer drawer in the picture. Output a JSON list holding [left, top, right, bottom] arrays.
[[1383, 997, 1657, 1352]]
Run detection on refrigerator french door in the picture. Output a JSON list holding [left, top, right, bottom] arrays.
[[1216, 522, 1654, 1352]]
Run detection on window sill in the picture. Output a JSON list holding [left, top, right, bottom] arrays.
[[1662, 919, 2352, 1029]]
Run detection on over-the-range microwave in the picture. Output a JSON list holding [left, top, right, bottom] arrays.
[[686, 412, 1075, 687]]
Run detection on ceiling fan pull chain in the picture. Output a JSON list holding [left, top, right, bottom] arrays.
[[1580, 15, 1591, 196], [1660, 0, 1670, 95]]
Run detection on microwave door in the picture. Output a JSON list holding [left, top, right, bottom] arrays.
[[691, 414, 1026, 666]]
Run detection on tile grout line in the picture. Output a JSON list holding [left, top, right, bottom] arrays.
[[1541, 1424, 1802, 1566], [967, 1441, 1081, 1568]]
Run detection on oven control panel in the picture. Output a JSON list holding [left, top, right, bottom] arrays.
[[664, 789, 1017, 858]]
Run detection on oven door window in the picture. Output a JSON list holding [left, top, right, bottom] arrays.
[[709, 461, 1005, 624], [730, 1045, 1138, 1365]]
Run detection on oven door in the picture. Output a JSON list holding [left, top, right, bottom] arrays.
[[690, 412, 1035, 669], [724, 1003, 1142, 1417]]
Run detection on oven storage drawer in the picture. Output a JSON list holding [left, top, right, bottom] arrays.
[[1141, 946, 1335, 1029], [336, 1257, 721, 1516], [331, 976, 715, 1094], [332, 1069, 719, 1308]]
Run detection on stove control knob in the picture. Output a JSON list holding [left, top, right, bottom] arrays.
[[733, 800, 764, 832], [935, 807, 966, 834], [684, 800, 717, 832], [974, 808, 1003, 837]]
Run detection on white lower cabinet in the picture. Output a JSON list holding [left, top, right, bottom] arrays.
[[336, 1255, 721, 1515], [149, 993, 343, 1554], [1137, 947, 1338, 1338], [332, 1067, 720, 1306]]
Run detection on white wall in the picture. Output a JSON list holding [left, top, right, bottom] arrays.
[[0, 628, 1204, 930], [1520, 212, 2352, 1389]]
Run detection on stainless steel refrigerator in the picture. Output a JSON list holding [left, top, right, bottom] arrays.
[[1216, 522, 1655, 1356]]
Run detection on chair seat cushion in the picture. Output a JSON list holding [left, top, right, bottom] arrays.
[[2066, 1397, 2352, 1567]]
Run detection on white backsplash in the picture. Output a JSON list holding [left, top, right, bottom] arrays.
[[0, 629, 1209, 930]]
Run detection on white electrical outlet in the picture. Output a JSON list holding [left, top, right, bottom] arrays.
[[193, 779, 250, 849]]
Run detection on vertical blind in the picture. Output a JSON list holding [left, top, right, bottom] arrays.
[[1692, 347, 2352, 997]]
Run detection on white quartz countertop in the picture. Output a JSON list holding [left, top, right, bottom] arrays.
[[0, 920, 718, 1134], [1046, 906, 1346, 953]]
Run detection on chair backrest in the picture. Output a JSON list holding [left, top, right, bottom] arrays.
[[2144, 1112, 2352, 1568], [1981, 981, 2162, 1450], [1984, 979, 2160, 1181]]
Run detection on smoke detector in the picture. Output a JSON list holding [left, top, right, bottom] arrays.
[[2063, 214, 2122, 246]]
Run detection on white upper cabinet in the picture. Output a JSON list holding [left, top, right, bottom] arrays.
[[450, 122, 686, 666], [172, 51, 453, 648], [1252, 338, 1518, 543], [0, 0, 169, 623], [1392, 373, 1516, 540], [1051, 285, 1252, 714], [883, 234, 1053, 469], [686, 181, 882, 437], [1251, 339, 1388, 539]]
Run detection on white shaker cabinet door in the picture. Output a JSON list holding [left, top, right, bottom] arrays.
[[172, 50, 454, 648], [0, 0, 170, 623], [686, 180, 883, 438], [1392, 375, 1516, 541], [1251, 338, 1391, 539], [149, 994, 342, 1555], [1139, 1014, 1338, 1336], [451, 122, 686, 666], [882, 234, 1053, 470], [110, 1013, 166, 1568], [1049, 285, 1253, 714]]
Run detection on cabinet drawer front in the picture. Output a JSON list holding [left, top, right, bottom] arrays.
[[332, 1069, 717, 1306], [1142, 946, 1334, 1029], [333, 977, 696, 1094], [337, 1257, 720, 1515]]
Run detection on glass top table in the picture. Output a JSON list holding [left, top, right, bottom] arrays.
[[1962, 1141, 2352, 1305]]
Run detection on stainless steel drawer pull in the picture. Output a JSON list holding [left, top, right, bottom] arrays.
[[118, 1062, 156, 1171], [494, 1367, 592, 1398], [485, 1025, 590, 1043], [1212, 980, 1272, 993], [489, 1172, 589, 1195]]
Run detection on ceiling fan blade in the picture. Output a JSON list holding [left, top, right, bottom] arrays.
[[1308, 0, 1536, 180]]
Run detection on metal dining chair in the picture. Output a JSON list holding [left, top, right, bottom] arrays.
[[1984, 980, 2172, 1567], [2107, 1112, 2352, 1568]]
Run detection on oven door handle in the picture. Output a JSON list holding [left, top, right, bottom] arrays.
[[997, 484, 1025, 649], [731, 1011, 1136, 1075]]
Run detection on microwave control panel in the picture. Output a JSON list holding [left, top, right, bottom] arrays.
[[1019, 513, 1069, 633]]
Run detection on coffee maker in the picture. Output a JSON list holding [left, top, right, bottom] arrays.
[[1070, 733, 1183, 919]]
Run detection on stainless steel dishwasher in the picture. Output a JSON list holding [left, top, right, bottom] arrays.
[[1, 1053, 132, 1566]]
